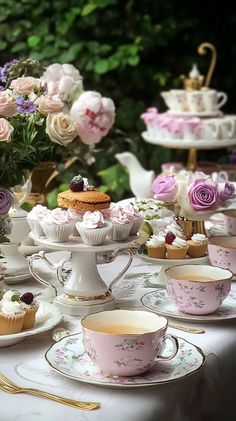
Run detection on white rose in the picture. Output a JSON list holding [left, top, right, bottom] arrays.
[[46, 112, 77, 146]]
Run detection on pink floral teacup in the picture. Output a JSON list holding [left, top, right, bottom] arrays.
[[166, 264, 232, 315], [81, 310, 178, 376]]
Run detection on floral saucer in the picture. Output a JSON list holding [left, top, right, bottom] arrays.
[[45, 332, 204, 388], [141, 290, 236, 323]]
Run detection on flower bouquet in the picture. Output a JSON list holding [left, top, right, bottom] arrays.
[[0, 58, 115, 189], [0, 58, 115, 237], [151, 170, 235, 221]]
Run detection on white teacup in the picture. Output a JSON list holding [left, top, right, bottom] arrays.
[[220, 118, 236, 139], [187, 91, 205, 113], [202, 89, 227, 112], [82, 310, 179, 376]]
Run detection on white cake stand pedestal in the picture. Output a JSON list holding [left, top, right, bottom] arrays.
[[28, 233, 135, 316], [138, 253, 209, 287]]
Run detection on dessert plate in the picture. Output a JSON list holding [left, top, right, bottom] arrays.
[[141, 290, 236, 323], [0, 302, 63, 347], [45, 332, 205, 389]]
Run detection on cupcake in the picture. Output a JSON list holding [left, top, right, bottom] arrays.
[[40, 208, 74, 242], [20, 292, 39, 330], [146, 234, 166, 258], [187, 233, 208, 258], [109, 204, 133, 241], [164, 221, 185, 238], [67, 208, 83, 235], [76, 211, 112, 245], [26, 204, 50, 236], [0, 290, 25, 334], [166, 237, 188, 259], [121, 203, 144, 236]]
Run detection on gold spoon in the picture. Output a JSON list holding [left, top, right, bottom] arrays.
[[169, 323, 205, 334], [0, 372, 100, 411]]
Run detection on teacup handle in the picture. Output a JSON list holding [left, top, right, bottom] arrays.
[[155, 334, 179, 361], [28, 251, 68, 295], [217, 92, 228, 109], [108, 248, 134, 291]]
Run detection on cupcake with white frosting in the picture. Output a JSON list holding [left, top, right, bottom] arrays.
[[166, 236, 188, 259], [164, 221, 184, 238], [146, 234, 166, 258], [121, 203, 144, 235], [67, 208, 83, 235], [187, 233, 208, 258], [26, 204, 50, 236], [0, 290, 25, 334], [20, 292, 39, 330], [76, 211, 112, 245], [109, 204, 133, 241], [40, 208, 74, 242]]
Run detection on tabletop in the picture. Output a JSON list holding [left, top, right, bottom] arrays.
[[0, 250, 235, 421]]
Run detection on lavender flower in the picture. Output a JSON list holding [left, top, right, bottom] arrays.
[[16, 97, 37, 114]]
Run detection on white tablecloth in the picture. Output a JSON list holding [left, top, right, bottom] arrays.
[[0, 252, 235, 421]]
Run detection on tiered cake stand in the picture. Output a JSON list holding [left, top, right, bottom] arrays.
[[29, 233, 135, 316], [142, 131, 236, 171]]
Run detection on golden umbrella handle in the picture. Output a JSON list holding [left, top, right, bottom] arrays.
[[198, 42, 217, 87]]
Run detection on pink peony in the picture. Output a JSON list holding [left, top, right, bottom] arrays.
[[151, 175, 177, 203], [41, 63, 83, 103], [70, 91, 115, 145], [0, 118, 14, 142], [0, 90, 16, 117], [188, 178, 219, 211], [10, 77, 41, 95]]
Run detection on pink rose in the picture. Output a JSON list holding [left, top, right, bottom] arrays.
[[0, 118, 14, 142], [38, 95, 64, 115], [0, 90, 16, 117], [70, 91, 115, 145], [10, 77, 41, 95], [151, 175, 177, 202], [218, 180, 235, 202], [188, 178, 219, 210]]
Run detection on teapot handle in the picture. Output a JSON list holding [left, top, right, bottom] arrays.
[[28, 251, 68, 296], [108, 248, 134, 291]]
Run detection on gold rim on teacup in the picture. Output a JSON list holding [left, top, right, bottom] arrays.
[[165, 264, 233, 282]]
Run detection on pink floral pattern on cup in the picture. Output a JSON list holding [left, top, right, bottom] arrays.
[[81, 310, 178, 376], [165, 264, 232, 315]]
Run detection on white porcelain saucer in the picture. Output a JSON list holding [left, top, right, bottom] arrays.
[[141, 290, 236, 323], [0, 302, 63, 347], [138, 252, 209, 286], [4, 273, 32, 284], [167, 110, 222, 118], [45, 332, 204, 389]]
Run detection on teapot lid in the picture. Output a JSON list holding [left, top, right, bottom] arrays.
[[9, 207, 28, 218]]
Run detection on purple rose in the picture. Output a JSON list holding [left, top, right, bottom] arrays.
[[218, 181, 235, 202], [151, 175, 177, 202], [188, 179, 219, 211], [0, 187, 14, 216]]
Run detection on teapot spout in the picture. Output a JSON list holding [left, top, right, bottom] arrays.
[[115, 152, 155, 198]]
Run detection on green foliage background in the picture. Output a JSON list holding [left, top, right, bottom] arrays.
[[0, 0, 236, 201]]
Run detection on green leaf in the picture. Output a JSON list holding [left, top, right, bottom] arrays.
[[0, 235, 10, 244], [128, 56, 139, 66], [11, 294, 20, 302], [81, 4, 98, 16], [94, 59, 109, 74], [0, 40, 7, 50], [27, 35, 41, 47]]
